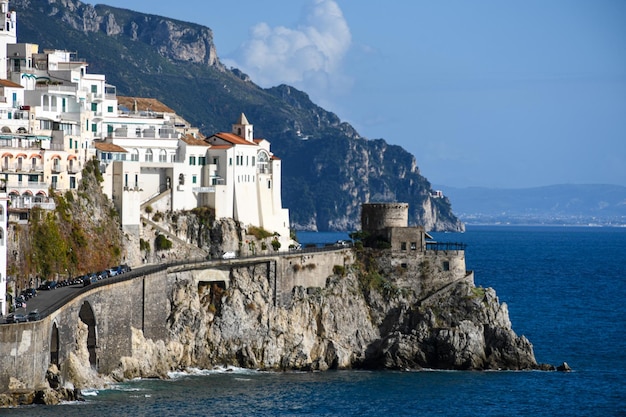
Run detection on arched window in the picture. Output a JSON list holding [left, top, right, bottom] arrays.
[[159, 149, 167, 162], [131, 149, 139, 162], [145, 149, 153, 162], [178, 173, 185, 185], [257, 151, 270, 174], [1, 126, 11, 133]]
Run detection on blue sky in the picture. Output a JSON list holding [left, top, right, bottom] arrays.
[[81, 0, 626, 188]]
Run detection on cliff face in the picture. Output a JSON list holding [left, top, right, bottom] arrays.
[[14, 0, 465, 232], [108, 252, 536, 379]]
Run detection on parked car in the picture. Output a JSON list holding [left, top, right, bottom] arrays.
[[222, 251, 236, 259], [6, 313, 27, 323], [24, 288, 37, 298], [27, 310, 41, 322], [83, 276, 98, 287], [38, 281, 57, 290]]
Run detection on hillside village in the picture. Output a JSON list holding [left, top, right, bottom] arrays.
[[0, 0, 291, 315]]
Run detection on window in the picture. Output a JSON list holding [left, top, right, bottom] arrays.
[[229, 157, 232, 166], [91, 123, 97, 133], [401, 242, 407, 251], [178, 173, 185, 185], [159, 150, 167, 162], [91, 103, 97, 112], [108, 106, 114, 113], [189, 156, 196, 165], [131, 149, 139, 161], [69, 176, 76, 189], [91, 85, 97, 93], [443, 261, 450, 271], [145, 149, 153, 162], [252, 156, 255, 166], [410, 242, 417, 250], [199, 156, 206, 166], [268, 180, 271, 189], [192, 175, 197, 184]]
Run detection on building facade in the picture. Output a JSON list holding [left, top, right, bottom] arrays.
[[0, 0, 292, 306]]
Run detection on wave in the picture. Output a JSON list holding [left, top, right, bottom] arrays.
[[167, 365, 261, 379]]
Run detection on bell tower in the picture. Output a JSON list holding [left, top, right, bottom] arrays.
[[232, 113, 254, 142]]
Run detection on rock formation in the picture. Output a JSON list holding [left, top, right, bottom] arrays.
[[107, 249, 537, 377]]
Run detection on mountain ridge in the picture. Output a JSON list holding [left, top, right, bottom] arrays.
[[12, 0, 463, 232]]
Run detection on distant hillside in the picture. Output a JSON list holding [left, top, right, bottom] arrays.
[[12, 0, 463, 232], [438, 184, 626, 226]]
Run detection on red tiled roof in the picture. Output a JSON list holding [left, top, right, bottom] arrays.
[[180, 134, 209, 147], [212, 132, 257, 146], [0, 79, 23, 88], [117, 96, 176, 114], [209, 144, 232, 150], [94, 142, 128, 153]]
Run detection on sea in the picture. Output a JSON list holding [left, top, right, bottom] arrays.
[[6, 226, 625, 416]]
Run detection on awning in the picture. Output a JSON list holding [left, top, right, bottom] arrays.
[[49, 154, 61, 160], [67, 155, 77, 161]]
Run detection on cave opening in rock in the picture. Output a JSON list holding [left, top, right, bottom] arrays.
[[50, 322, 59, 366], [79, 301, 97, 368]]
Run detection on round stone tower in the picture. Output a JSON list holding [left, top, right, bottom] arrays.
[[361, 203, 409, 235]]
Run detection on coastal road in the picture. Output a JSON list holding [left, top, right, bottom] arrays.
[[0, 281, 84, 324]]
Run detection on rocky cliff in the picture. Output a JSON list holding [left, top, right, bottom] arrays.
[[14, 0, 465, 232], [105, 250, 537, 381]]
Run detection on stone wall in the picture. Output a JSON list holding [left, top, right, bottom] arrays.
[[0, 247, 467, 392]]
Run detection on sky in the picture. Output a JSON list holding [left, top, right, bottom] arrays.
[[80, 0, 626, 189]]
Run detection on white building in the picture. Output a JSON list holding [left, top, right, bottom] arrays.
[[0, 0, 292, 302]]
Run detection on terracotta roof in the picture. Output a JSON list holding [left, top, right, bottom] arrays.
[[94, 142, 128, 153], [212, 132, 257, 146], [271, 155, 281, 161], [180, 134, 209, 147], [117, 96, 176, 114], [0, 79, 23, 88], [208, 144, 232, 150]]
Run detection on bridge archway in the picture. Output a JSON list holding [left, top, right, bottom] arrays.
[[50, 322, 59, 366], [79, 301, 97, 368]]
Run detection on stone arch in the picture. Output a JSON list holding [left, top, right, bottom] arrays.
[[1, 126, 11, 133], [79, 301, 97, 368], [50, 322, 59, 366]]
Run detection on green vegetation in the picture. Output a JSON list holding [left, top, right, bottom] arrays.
[[155, 234, 173, 251], [140, 238, 151, 253], [333, 265, 346, 277], [248, 226, 273, 240], [271, 238, 281, 251]]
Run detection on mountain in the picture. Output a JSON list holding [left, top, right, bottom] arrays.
[[438, 184, 626, 226], [12, 0, 463, 232]]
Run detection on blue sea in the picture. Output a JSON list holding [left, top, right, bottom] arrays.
[[8, 226, 626, 416]]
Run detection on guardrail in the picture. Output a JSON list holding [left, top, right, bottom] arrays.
[[425, 242, 467, 251]]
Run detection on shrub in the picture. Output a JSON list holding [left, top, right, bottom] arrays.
[[140, 238, 151, 252], [333, 265, 346, 276], [248, 225, 272, 240], [155, 234, 172, 251], [271, 238, 281, 251]]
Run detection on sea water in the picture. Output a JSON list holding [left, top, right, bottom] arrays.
[[6, 226, 625, 416]]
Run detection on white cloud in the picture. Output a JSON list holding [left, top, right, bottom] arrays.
[[223, 0, 352, 101]]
